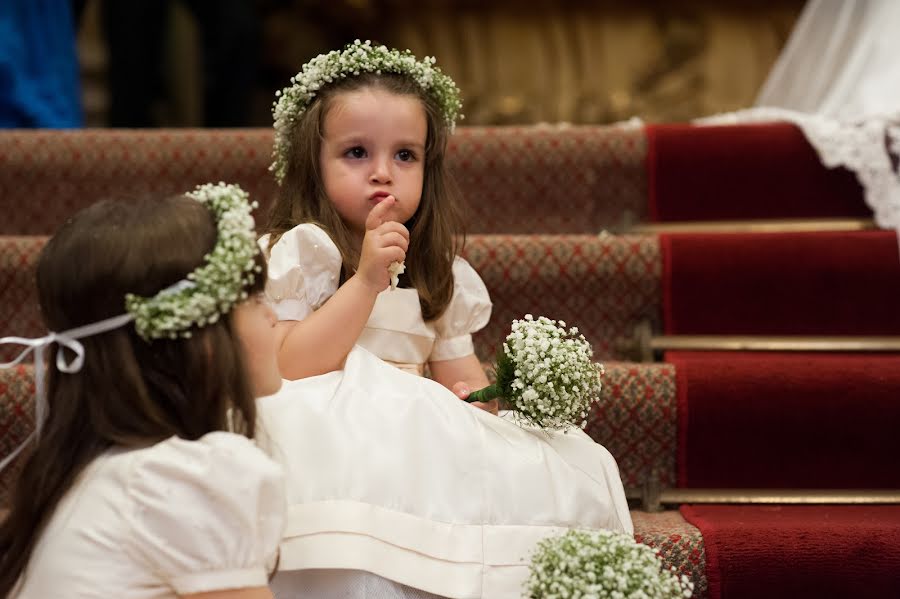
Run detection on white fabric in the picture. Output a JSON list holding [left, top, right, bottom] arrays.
[[697, 107, 900, 234], [258, 225, 633, 598], [755, 0, 900, 119], [272, 570, 445, 599], [261, 223, 493, 363], [13, 433, 286, 598]]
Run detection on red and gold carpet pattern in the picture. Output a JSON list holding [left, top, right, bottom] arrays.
[[0, 365, 34, 507], [0, 237, 45, 362], [464, 234, 661, 362], [586, 361, 677, 489]]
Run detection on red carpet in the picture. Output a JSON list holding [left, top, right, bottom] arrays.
[[646, 123, 868, 222], [681, 505, 900, 599], [661, 230, 900, 335], [668, 351, 900, 489]]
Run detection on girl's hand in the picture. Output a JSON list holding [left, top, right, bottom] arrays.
[[452, 382, 499, 415], [356, 196, 409, 292]]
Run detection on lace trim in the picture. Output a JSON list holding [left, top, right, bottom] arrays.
[[695, 107, 900, 232]]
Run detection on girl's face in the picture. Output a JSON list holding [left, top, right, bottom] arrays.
[[231, 294, 281, 397], [319, 87, 427, 239]]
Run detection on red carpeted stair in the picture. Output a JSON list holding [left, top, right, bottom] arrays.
[[647, 123, 869, 222], [652, 122, 900, 598], [667, 351, 900, 489], [661, 230, 900, 335], [680, 505, 900, 599]]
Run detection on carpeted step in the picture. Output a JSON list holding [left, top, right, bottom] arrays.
[[681, 505, 900, 599], [464, 234, 661, 361], [0, 126, 646, 236], [633, 509, 708, 597], [0, 236, 44, 363], [1, 234, 662, 363], [647, 122, 869, 222], [662, 230, 900, 335], [668, 351, 900, 489], [0, 364, 34, 508]]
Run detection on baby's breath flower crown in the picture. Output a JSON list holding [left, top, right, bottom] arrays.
[[526, 529, 694, 599], [125, 182, 262, 340], [271, 39, 463, 184]]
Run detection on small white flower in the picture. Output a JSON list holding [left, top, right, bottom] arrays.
[[388, 261, 405, 290]]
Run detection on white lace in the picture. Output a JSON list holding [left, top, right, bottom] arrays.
[[696, 107, 900, 233]]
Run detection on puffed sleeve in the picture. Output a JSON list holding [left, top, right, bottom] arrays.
[[125, 432, 286, 596], [258, 223, 343, 321], [430, 257, 493, 361]]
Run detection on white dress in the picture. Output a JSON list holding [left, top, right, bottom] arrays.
[[258, 224, 633, 599], [13, 433, 286, 598]]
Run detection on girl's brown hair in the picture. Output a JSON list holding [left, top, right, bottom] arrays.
[[0, 195, 266, 595], [266, 72, 464, 321]]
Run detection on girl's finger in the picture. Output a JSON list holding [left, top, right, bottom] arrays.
[[378, 231, 409, 252], [365, 196, 396, 231]]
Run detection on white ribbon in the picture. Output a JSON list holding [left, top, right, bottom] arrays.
[[0, 313, 136, 473]]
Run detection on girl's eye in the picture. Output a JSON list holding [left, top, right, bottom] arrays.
[[345, 147, 366, 159], [396, 149, 415, 162]]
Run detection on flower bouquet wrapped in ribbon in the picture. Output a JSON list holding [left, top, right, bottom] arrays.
[[466, 315, 603, 430], [525, 529, 694, 599]]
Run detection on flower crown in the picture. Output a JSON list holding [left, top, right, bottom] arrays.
[[271, 39, 464, 185], [125, 182, 262, 340]]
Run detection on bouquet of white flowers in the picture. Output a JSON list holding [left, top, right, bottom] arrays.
[[526, 529, 694, 599], [466, 315, 602, 430]]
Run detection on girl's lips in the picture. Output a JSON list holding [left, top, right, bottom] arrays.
[[369, 192, 393, 204]]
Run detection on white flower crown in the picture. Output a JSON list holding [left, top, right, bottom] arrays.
[[125, 182, 262, 340], [271, 39, 464, 184]]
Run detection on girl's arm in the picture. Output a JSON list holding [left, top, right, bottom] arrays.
[[275, 198, 408, 380], [430, 354, 498, 414]]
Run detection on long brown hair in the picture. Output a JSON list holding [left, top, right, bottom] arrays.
[[0, 195, 266, 595], [266, 72, 464, 320]]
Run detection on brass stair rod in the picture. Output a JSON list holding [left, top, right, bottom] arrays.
[[650, 336, 900, 353], [626, 217, 877, 235], [625, 487, 900, 513], [622, 322, 900, 362]]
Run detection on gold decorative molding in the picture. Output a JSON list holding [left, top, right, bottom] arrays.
[[77, 0, 805, 126], [368, 1, 805, 125]]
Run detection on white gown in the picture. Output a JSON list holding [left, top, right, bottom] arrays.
[[257, 224, 633, 599]]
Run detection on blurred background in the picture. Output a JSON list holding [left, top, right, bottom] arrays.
[[63, 0, 804, 128]]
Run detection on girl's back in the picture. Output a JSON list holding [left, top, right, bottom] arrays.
[[17, 434, 282, 598]]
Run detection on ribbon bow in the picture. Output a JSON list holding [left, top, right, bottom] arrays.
[[0, 313, 135, 473]]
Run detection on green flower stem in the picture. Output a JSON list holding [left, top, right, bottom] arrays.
[[466, 383, 504, 404]]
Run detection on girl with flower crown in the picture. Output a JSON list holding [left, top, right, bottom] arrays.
[[257, 41, 632, 598], [0, 185, 286, 598]]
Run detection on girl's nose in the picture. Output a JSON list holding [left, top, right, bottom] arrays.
[[369, 157, 392, 184]]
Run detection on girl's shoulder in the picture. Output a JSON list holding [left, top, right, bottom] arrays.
[[121, 432, 285, 593], [258, 222, 339, 261], [451, 255, 487, 293], [21, 434, 285, 597], [258, 223, 342, 319], [432, 256, 492, 341], [126, 432, 283, 488]]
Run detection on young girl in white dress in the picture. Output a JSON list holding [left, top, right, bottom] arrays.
[[258, 41, 633, 598], [0, 184, 286, 598]]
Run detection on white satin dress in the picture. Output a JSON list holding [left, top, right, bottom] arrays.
[[257, 224, 633, 599]]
